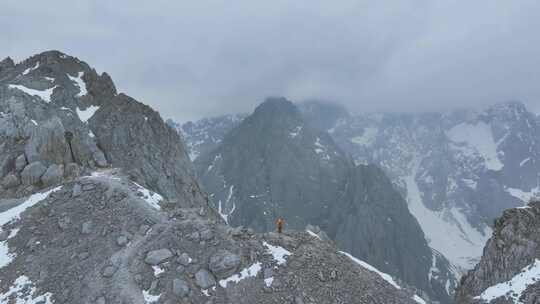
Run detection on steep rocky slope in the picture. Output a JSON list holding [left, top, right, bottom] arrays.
[[194, 98, 456, 303], [455, 201, 540, 304], [0, 51, 424, 304]]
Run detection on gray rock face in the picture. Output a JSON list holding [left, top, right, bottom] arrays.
[[15, 154, 26, 172], [88, 93, 205, 207], [20, 161, 47, 185], [456, 201, 540, 304], [145, 249, 173, 265], [1, 174, 20, 188], [209, 250, 241, 279], [41, 164, 63, 187], [194, 97, 449, 303], [194, 269, 216, 289]]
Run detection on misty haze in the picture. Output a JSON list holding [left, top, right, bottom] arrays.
[[1, 1, 539, 304]]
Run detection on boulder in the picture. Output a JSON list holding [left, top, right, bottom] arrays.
[[64, 163, 80, 180], [41, 164, 63, 187], [15, 154, 27, 172], [81, 221, 93, 234], [172, 278, 190, 297], [208, 250, 240, 279], [21, 161, 47, 185], [145, 249, 173, 265], [177, 253, 192, 266], [194, 269, 216, 289], [2, 174, 20, 189]]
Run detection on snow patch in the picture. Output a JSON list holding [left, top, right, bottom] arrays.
[[8, 84, 57, 103], [520, 158, 531, 167], [264, 277, 274, 287], [68, 71, 87, 97], [133, 182, 163, 210], [413, 294, 428, 304], [219, 262, 262, 288], [506, 186, 540, 203], [152, 265, 165, 276], [0, 186, 62, 269], [350, 127, 378, 146], [289, 126, 303, 138], [339, 251, 401, 290], [0, 276, 53, 304], [447, 122, 503, 171], [263, 241, 291, 265], [76, 105, 99, 123], [142, 290, 161, 303], [306, 230, 321, 240], [476, 259, 540, 304]]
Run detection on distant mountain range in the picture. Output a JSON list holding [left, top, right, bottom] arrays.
[[170, 98, 540, 303]]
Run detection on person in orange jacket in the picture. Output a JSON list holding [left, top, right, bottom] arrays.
[[276, 217, 284, 234]]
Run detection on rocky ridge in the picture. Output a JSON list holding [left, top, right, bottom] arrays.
[[455, 200, 540, 304], [0, 51, 425, 304]]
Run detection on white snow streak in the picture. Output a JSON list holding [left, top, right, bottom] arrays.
[[22, 62, 39, 75], [339, 251, 401, 290], [8, 84, 57, 103], [68, 72, 87, 97], [219, 262, 262, 287], [218, 185, 236, 224]]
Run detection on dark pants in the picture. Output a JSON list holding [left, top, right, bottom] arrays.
[[278, 225, 283, 233]]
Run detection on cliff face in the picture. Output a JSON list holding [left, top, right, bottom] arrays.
[[456, 201, 540, 304], [195, 98, 455, 303]]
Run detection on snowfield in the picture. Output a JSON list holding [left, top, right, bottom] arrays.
[[447, 121, 504, 171]]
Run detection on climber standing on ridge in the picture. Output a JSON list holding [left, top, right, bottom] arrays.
[[276, 217, 284, 234]]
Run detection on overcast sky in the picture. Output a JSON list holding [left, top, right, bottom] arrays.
[[2, 0, 540, 121]]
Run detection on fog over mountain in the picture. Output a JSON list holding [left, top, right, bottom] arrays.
[[2, 0, 540, 121]]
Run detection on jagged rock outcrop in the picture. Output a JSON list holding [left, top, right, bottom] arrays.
[[0, 51, 425, 304], [0, 50, 202, 208], [456, 201, 540, 303], [194, 97, 454, 303]]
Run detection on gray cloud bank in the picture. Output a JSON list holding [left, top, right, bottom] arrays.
[[2, 0, 540, 121]]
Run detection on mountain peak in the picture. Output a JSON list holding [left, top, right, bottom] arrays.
[[253, 96, 300, 117]]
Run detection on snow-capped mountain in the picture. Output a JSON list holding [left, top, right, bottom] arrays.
[[191, 98, 457, 303], [176, 100, 540, 280], [314, 101, 540, 273]]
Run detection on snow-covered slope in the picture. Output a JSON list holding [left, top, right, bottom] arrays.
[[322, 101, 540, 273]]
